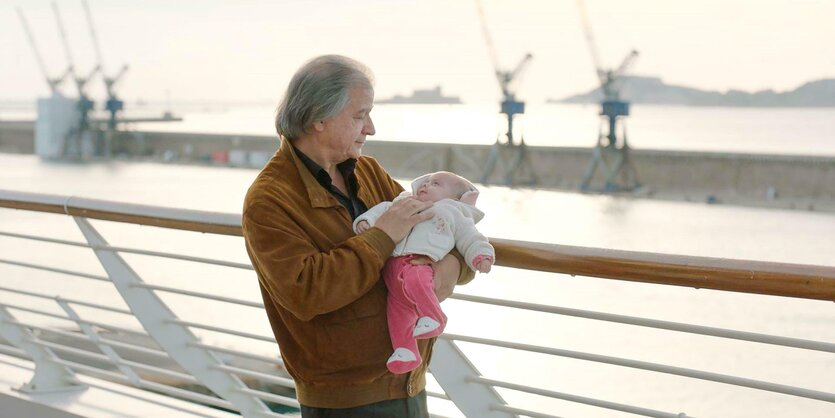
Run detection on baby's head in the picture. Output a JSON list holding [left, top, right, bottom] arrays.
[[413, 171, 476, 203]]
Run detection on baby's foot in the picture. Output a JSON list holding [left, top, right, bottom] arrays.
[[386, 347, 421, 374], [412, 316, 442, 339]]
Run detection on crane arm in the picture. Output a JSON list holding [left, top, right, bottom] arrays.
[[82, 0, 106, 74], [52, 2, 77, 76], [576, 0, 606, 86], [82, 65, 102, 85], [17, 7, 60, 92], [503, 53, 533, 94], [105, 65, 129, 97], [508, 53, 533, 81], [611, 49, 639, 79], [475, 0, 505, 87]]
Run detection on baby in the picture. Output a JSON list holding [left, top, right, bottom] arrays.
[[354, 171, 494, 374]]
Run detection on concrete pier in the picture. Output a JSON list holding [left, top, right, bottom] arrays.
[[2, 121, 834, 212]]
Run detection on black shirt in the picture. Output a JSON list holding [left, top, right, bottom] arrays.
[[294, 146, 368, 220]]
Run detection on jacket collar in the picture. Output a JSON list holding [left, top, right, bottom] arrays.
[[279, 139, 340, 209]]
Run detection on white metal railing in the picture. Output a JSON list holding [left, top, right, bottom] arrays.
[[0, 189, 834, 417]]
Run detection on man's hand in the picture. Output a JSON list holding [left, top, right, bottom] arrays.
[[410, 254, 460, 302], [356, 220, 371, 233], [375, 197, 434, 243]]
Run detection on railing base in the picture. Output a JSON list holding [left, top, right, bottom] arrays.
[[0, 352, 239, 418], [15, 382, 88, 395]]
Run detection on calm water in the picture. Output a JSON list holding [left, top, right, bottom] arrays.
[[0, 150, 834, 417], [121, 102, 835, 157], [5, 102, 835, 156]]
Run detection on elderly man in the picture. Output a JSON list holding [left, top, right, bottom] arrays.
[[242, 55, 474, 417]]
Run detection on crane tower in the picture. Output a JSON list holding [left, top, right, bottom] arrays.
[[577, 0, 640, 192], [476, 0, 537, 186]]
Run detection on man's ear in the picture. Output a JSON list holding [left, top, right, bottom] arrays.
[[312, 120, 325, 132]]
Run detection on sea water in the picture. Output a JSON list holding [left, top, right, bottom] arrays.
[[0, 153, 833, 417], [5, 101, 835, 156], [120, 102, 835, 157]]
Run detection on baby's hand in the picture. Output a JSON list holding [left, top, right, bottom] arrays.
[[356, 220, 371, 233], [460, 190, 479, 206], [475, 258, 492, 273]]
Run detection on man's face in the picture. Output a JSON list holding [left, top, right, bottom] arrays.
[[320, 86, 375, 163], [415, 172, 461, 202]]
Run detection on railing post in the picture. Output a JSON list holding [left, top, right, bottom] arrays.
[[55, 297, 143, 385], [72, 217, 270, 417], [0, 306, 86, 393], [430, 337, 516, 418]]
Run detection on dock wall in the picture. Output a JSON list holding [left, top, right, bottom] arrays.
[[2, 122, 834, 210]]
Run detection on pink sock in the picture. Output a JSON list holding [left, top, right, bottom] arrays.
[[386, 347, 421, 374]]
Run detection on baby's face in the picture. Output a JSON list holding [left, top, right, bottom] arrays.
[[415, 173, 461, 202]]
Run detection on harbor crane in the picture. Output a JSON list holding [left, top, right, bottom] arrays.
[[82, 0, 128, 132], [476, 0, 537, 186], [52, 2, 101, 156], [16, 7, 72, 94], [53, 3, 100, 127], [577, 0, 640, 192], [18, 1, 179, 160]]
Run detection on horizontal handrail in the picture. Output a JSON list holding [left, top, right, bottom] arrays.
[[72, 378, 241, 418], [426, 389, 450, 400], [0, 231, 251, 270], [0, 257, 111, 282], [0, 303, 148, 337], [470, 376, 685, 418], [496, 237, 835, 301], [449, 293, 835, 353], [0, 286, 132, 315], [131, 283, 264, 308], [58, 361, 236, 410], [490, 404, 560, 418], [10, 320, 168, 359], [0, 344, 27, 358], [1, 302, 149, 337], [443, 333, 835, 403], [234, 387, 300, 408], [0, 190, 241, 235], [2, 189, 833, 301], [30, 337, 199, 384], [211, 364, 296, 389], [167, 319, 276, 343], [188, 341, 285, 366]]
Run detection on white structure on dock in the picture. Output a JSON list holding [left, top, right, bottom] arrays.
[[35, 94, 85, 160]]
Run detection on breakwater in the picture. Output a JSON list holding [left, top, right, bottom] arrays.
[[2, 121, 834, 212]]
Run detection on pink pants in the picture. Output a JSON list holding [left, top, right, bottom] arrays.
[[383, 255, 448, 362]]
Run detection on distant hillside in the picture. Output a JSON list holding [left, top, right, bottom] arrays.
[[553, 77, 835, 107]]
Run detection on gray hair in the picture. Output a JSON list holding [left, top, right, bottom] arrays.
[[275, 55, 374, 140]]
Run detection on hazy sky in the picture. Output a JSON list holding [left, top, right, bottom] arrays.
[[2, 0, 833, 104]]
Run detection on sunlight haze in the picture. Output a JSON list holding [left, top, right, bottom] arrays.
[[2, 0, 833, 104]]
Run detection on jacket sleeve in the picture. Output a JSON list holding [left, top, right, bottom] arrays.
[[243, 202, 395, 322], [451, 248, 476, 285], [452, 211, 495, 271]]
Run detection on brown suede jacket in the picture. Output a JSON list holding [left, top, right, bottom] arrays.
[[242, 140, 474, 408]]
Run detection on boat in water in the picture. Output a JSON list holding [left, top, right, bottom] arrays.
[[377, 86, 462, 104]]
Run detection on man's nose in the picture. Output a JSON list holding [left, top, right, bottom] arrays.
[[363, 115, 376, 136]]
